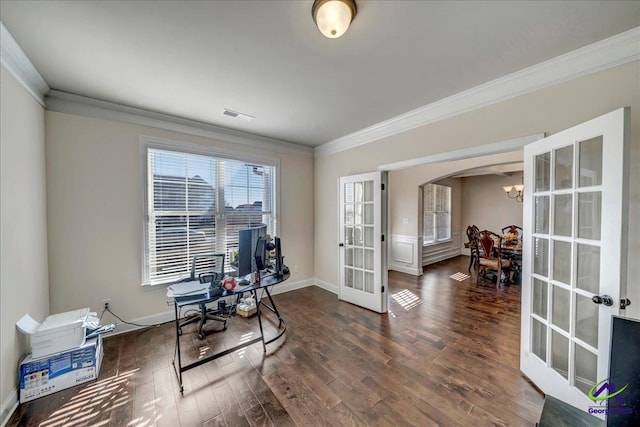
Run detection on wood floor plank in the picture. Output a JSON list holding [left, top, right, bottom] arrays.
[[7, 256, 544, 426], [133, 380, 157, 427]]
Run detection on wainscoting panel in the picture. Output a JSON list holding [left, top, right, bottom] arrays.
[[422, 231, 462, 266], [389, 235, 423, 276]]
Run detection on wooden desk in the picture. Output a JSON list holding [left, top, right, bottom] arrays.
[[171, 272, 289, 393]]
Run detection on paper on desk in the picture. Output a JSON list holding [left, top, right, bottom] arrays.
[[16, 314, 41, 335], [166, 280, 208, 297]]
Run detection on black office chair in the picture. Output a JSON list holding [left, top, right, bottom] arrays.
[[177, 254, 227, 339]]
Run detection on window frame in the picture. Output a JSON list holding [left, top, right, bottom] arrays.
[[422, 183, 452, 246], [140, 135, 280, 286]]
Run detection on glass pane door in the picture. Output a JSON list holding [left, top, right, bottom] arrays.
[[520, 108, 628, 417], [530, 139, 604, 397], [339, 172, 387, 313]]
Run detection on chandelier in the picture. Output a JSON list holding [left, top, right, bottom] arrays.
[[503, 184, 524, 202]]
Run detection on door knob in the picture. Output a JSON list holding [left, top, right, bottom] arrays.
[[592, 295, 614, 306]]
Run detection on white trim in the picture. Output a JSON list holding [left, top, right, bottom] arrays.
[[314, 27, 640, 158], [379, 134, 544, 171], [388, 234, 423, 276], [45, 90, 314, 159], [105, 310, 176, 337], [388, 263, 423, 276], [139, 135, 281, 286], [422, 247, 462, 266], [314, 279, 338, 294], [0, 388, 18, 427], [0, 21, 49, 107], [267, 278, 314, 296], [105, 278, 315, 336], [141, 135, 281, 167]]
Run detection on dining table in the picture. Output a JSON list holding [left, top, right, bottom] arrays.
[[501, 240, 522, 283]]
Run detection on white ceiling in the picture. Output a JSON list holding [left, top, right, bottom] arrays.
[[1, 1, 638, 147]]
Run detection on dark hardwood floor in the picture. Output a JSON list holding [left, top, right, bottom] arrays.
[[8, 256, 544, 426]]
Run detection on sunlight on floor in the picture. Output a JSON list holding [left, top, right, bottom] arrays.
[[238, 332, 254, 344], [198, 345, 211, 359], [391, 289, 422, 311], [449, 272, 470, 281], [39, 368, 147, 427]]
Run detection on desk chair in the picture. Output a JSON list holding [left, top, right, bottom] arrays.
[[177, 254, 227, 339]]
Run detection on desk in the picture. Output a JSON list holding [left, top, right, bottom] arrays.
[[171, 272, 289, 393]]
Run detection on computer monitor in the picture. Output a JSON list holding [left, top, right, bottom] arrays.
[[274, 236, 285, 277], [254, 235, 268, 271], [236, 224, 267, 277]]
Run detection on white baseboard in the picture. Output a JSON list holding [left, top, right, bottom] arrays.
[[268, 278, 314, 296], [104, 278, 315, 337], [389, 263, 423, 276], [1, 388, 18, 427], [423, 248, 462, 266], [314, 279, 338, 294]]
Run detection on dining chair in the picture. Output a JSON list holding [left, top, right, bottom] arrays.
[[501, 225, 523, 241], [475, 230, 511, 286], [465, 225, 480, 273]]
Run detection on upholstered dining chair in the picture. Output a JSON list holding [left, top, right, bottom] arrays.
[[475, 230, 511, 286], [501, 225, 523, 241]]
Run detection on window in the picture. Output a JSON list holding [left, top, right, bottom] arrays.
[[423, 183, 451, 245], [144, 145, 276, 285]]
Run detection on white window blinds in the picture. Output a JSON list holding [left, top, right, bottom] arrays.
[[423, 183, 451, 244], [145, 147, 275, 285]]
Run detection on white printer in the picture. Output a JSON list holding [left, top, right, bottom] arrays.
[[19, 308, 92, 359]]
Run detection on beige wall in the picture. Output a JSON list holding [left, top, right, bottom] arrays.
[[389, 151, 523, 234], [461, 172, 524, 241], [315, 61, 639, 319], [45, 111, 314, 321], [0, 66, 49, 410]]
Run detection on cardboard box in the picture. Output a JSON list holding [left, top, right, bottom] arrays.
[[19, 336, 103, 403], [237, 306, 257, 317]]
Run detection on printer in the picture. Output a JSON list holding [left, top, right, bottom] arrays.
[[18, 308, 93, 359]]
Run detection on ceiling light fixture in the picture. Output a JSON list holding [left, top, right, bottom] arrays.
[[312, 0, 357, 39]]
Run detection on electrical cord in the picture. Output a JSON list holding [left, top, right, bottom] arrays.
[[104, 306, 166, 328], [101, 295, 239, 330]]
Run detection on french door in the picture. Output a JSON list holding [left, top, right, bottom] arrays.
[[338, 171, 388, 313], [520, 108, 630, 417]]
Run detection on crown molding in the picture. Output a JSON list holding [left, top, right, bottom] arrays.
[[46, 90, 314, 158], [0, 21, 49, 107], [315, 26, 640, 159]]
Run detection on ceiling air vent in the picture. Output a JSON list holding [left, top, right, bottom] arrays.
[[222, 109, 255, 122]]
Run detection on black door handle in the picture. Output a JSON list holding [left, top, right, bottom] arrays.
[[339, 243, 344, 247], [592, 295, 614, 306]]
